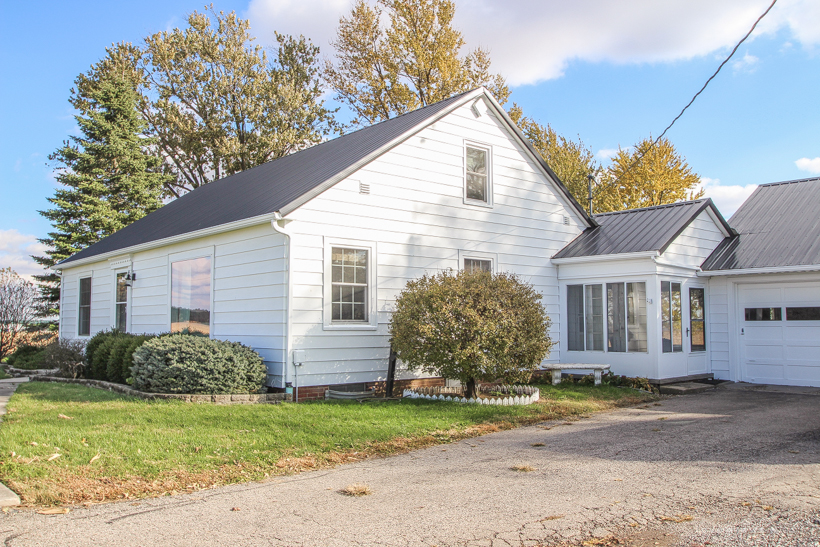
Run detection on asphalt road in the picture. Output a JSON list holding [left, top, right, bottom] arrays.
[[2, 386, 819, 547]]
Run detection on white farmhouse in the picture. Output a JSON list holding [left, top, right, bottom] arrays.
[[55, 88, 820, 396]]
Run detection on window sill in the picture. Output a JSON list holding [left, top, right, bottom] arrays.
[[323, 323, 379, 331], [463, 198, 493, 209]]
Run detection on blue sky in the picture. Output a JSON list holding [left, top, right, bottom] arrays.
[[1, 0, 818, 277]]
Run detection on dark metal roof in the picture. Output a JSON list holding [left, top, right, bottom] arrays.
[[60, 90, 481, 266], [553, 199, 732, 259], [702, 177, 820, 271]]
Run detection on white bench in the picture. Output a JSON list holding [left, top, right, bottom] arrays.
[[541, 364, 611, 386]]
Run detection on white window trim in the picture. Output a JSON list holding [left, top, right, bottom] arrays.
[[77, 272, 93, 338], [463, 140, 493, 208], [566, 280, 649, 354], [112, 268, 131, 333], [458, 249, 497, 273], [166, 246, 215, 337], [323, 237, 378, 331]]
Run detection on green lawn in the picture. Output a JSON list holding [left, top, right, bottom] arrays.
[[0, 381, 654, 505]]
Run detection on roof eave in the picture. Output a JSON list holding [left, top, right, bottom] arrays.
[[698, 263, 820, 276], [551, 250, 659, 265], [56, 212, 278, 270]]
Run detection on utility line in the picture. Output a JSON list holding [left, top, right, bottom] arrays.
[[596, 0, 778, 199]]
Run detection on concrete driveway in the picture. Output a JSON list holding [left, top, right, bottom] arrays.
[[2, 386, 819, 547]]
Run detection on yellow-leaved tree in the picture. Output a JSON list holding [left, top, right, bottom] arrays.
[[324, 0, 510, 126], [594, 138, 704, 213]]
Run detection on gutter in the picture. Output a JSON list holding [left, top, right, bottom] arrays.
[[698, 263, 820, 277], [551, 250, 659, 265], [270, 212, 294, 397], [55, 213, 278, 270]]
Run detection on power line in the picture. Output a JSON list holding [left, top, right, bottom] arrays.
[[600, 0, 778, 196]]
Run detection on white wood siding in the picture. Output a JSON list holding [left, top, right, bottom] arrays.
[[286, 101, 586, 387], [60, 224, 288, 382], [706, 276, 731, 379], [661, 211, 727, 268]]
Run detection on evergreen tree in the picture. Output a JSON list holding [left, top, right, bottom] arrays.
[[33, 73, 169, 317]]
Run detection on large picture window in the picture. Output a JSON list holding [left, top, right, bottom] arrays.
[[567, 282, 645, 353], [690, 288, 705, 352], [171, 257, 211, 335], [661, 281, 682, 353], [331, 247, 368, 322], [465, 144, 490, 203], [78, 277, 91, 336], [115, 272, 128, 332]]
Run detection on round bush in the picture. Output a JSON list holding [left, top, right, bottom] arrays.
[[106, 336, 133, 384], [131, 335, 266, 394], [91, 337, 118, 380]]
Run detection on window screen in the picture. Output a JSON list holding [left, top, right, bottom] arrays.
[[661, 281, 683, 353], [690, 288, 705, 352], [78, 277, 91, 336], [585, 284, 604, 351], [115, 272, 128, 332], [465, 146, 488, 202], [331, 247, 368, 322], [567, 285, 584, 351], [607, 283, 626, 352], [464, 258, 492, 273], [627, 282, 647, 352]]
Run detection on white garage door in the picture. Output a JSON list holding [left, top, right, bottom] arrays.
[[739, 281, 820, 387]]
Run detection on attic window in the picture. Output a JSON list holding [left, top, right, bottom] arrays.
[[464, 143, 492, 206]]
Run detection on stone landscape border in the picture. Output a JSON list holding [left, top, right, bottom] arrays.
[[403, 385, 539, 405], [32, 376, 291, 404]]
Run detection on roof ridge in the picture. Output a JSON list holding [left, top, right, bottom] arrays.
[[592, 199, 706, 218], [757, 176, 820, 188]]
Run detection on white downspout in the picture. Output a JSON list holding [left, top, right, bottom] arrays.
[[271, 213, 294, 399]]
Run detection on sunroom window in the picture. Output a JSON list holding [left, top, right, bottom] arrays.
[[568, 282, 646, 353]]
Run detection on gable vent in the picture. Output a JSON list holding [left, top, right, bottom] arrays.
[[563, 216, 570, 226], [359, 182, 370, 195]]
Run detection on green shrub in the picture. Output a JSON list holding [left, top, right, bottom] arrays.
[[6, 344, 47, 369], [91, 337, 119, 380], [132, 335, 266, 394], [84, 329, 120, 376], [106, 336, 133, 384], [42, 338, 87, 378], [122, 335, 152, 383], [390, 269, 552, 399]]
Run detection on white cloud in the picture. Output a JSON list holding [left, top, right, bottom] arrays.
[[247, 0, 820, 86], [0, 229, 49, 281], [697, 177, 758, 219], [732, 53, 759, 73], [795, 157, 820, 174], [596, 148, 625, 162]]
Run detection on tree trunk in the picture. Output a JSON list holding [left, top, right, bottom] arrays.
[[465, 377, 477, 400]]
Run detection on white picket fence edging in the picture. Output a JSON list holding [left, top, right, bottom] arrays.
[[402, 386, 540, 406]]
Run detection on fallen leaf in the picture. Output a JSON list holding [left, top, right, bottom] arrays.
[[658, 514, 693, 523], [761, 505, 773, 511], [57, 414, 73, 420], [539, 515, 564, 521], [29, 442, 38, 446], [47, 453, 61, 461], [89, 454, 100, 464], [37, 508, 70, 515], [231, 507, 241, 511]]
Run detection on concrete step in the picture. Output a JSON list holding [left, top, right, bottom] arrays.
[[659, 381, 716, 395]]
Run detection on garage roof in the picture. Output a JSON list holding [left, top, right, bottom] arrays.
[[553, 199, 732, 259], [702, 177, 820, 271]]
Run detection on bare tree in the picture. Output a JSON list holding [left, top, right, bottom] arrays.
[[0, 268, 43, 359]]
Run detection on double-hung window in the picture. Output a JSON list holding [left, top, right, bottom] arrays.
[[331, 247, 368, 322], [115, 272, 128, 332], [465, 144, 491, 205], [567, 282, 646, 353], [78, 277, 92, 336]]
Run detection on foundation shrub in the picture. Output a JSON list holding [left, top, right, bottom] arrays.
[[5, 344, 46, 369], [131, 334, 266, 394]]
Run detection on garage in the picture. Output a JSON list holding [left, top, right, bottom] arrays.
[[738, 281, 820, 387], [700, 177, 820, 388]]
